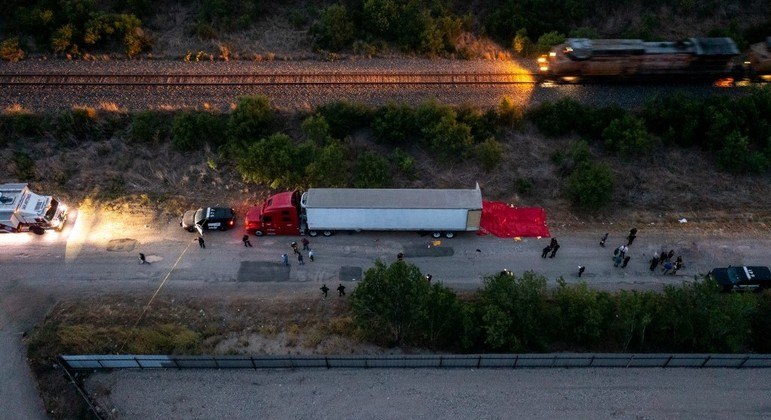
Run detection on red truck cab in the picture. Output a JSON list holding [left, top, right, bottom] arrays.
[[245, 191, 302, 236]]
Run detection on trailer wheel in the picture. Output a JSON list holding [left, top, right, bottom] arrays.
[[308, 231, 318, 237], [431, 232, 442, 238], [254, 230, 264, 237], [444, 232, 455, 238], [31, 226, 45, 235], [322, 230, 333, 237]]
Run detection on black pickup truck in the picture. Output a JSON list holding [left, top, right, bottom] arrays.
[[708, 266, 771, 292]]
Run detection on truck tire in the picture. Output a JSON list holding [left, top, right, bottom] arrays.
[[254, 230, 264, 237], [31, 226, 45, 235], [308, 231, 318, 237], [444, 232, 455, 238], [431, 232, 442, 238], [322, 230, 333, 237]]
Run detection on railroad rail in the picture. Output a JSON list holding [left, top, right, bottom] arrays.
[[0, 72, 537, 86]]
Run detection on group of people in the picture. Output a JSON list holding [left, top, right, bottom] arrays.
[[283, 238, 314, 266], [320, 283, 346, 298], [610, 228, 638, 269], [650, 251, 683, 275], [540, 238, 561, 258]]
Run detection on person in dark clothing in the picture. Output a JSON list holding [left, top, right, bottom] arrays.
[[198, 236, 205, 249], [298, 253, 304, 265], [666, 250, 675, 262], [302, 238, 310, 250], [291, 242, 299, 254], [599, 233, 608, 247], [541, 245, 551, 258], [627, 228, 637, 246], [320, 284, 329, 298], [550, 238, 558, 249], [242, 235, 252, 247], [337, 284, 346, 296], [282, 253, 289, 266], [649, 254, 660, 271], [622, 256, 631, 268], [397, 252, 404, 261], [139, 253, 149, 264], [578, 266, 585, 277], [549, 244, 560, 258], [426, 274, 433, 282]]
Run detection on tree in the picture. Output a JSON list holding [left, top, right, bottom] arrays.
[[372, 103, 417, 145], [349, 260, 432, 346], [352, 152, 391, 188], [716, 130, 768, 174], [565, 162, 614, 210], [476, 137, 504, 171], [301, 114, 333, 145], [305, 140, 348, 187], [552, 279, 613, 348], [311, 4, 355, 51], [602, 114, 657, 156], [172, 111, 228, 151], [235, 133, 300, 188], [227, 95, 275, 146]]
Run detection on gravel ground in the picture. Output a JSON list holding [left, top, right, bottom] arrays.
[[0, 58, 743, 111], [87, 368, 771, 419]]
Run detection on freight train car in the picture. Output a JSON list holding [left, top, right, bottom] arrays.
[[537, 37, 740, 83], [747, 37, 771, 82]]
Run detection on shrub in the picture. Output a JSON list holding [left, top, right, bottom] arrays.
[[535, 31, 565, 54], [642, 93, 704, 147], [51, 24, 76, 55], [311, 4, 355, 51], [227, 95, 275, 146], [352, 152, 391, 188], [315, 101, 372, 139], [715, 131, 768, 174], [236, 133, 301, 189], [52, 108, 99, 144], [512, 28, 533, 56], [12, 151, 36, 180], [305, 140, 348, 187], [497, 97, 524, 127], [565, 162, 615, 210], [422, 116, 474, 161], [457, 106, 498, 142], [602, 114, 657, 156], [372, 103, 417, 145], [172, 111, 228, 151], [476, 137, 504, 171], [527, 98, 588, 137], [129, 111, 170, 144], [552, 279, 614, 348], [513, 177, 534, 195], [390, 148, 416, 179], [0, 38, 25, 61], [301, 114, 333, 144]]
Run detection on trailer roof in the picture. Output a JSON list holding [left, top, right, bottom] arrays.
[[303, 186, 482, 210]]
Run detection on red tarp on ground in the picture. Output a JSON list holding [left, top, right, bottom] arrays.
[[478, 201, 550, 238]]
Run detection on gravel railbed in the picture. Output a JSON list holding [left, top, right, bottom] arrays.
[[0, 58, 743, 112], [86, 368, 771, 419]]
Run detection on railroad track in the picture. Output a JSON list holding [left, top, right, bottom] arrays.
[[0, 72, 537, 86]]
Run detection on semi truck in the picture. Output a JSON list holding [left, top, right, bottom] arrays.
[[245, 185, 483, 238], [0, 183, 69, 234]]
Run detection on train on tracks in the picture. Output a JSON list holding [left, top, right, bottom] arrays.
[[537, 36, 771, 84]]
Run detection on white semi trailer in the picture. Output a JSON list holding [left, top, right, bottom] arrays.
[[0, 183, 68, 234], [299, 185, 483, 238]]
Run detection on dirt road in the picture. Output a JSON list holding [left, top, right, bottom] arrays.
[[1, 208, 769, 417]]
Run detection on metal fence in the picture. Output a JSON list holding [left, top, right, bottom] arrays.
[[60, 353, 771, 370]]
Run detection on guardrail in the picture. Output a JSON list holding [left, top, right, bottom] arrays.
[[60, 353, 771, 370]]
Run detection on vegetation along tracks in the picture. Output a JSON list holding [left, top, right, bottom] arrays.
[[0, 72, 537, 86]]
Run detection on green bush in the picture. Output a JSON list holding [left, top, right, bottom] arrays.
[[172, 111, 228, 151], [457, 106, 498, 142], [512, 28, 533, 56], [476, 271, 550, 352], [52, 108, 99, 144], [352, 152, 391, 188], [197, 0, 261, 31], [715, 131, 768, 174], [372, 103, 417, 145], [129, 111, 170, 144], [422, 115, 474, 161], [552, 279, 614, 348], [497, 97, 524, 127], [527, 98, 588, 137], [12, 151, 36, 180], [476, 137, 504, 171], [315, 101, 372, 139], [390, 148, 416, 179], [227, 95, 275, 146], [311, 4, 355, 51], [305, 140, 348, 187], [565, 162, 614, 210], [0, 38, 24, 61], [535, 31, 565, 54], [301, 114, 333, 144], [235, 133, 301, 189], [602, 114, 657, 156], [610, 290, 657, 351]]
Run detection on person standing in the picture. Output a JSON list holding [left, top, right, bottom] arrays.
[[198, 236, 205, 249], [242, 235, 252, 247], [298, 253, 304, 265], [599, 233, 608, 247], [397, 252, 404, 261], [426, 274, 433, 282], [614, 253, 623, 267], [665, 250, 675, 262], [291, 241, 299, 255], [139, 253, 149, 264], [337, 283, 346, 297], [282, 253, 289, 266], [619, 245, 628, 258], [662, 261, 673, 275], [548, 243, 560, 258], [302, 238, 310, 251], [541, 245, 551, 258], [578, 266, 586, 277], [622, 256, 631, 268], [320, 284, 329, 298], [308, 249, 315, 262], [649, 253, 659, 271], [550, 238, 558, 249], [627, 228, 638, 246]]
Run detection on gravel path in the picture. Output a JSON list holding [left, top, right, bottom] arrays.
[[0, 58, 742, 111], [86, 368, 771, 419]]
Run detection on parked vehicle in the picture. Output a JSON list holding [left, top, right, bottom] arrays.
[[181, 207, 235, 234], [245, 185, 483, 238], [0, 183, 68, 234], [746, 37, 771, 82], [708, 266, 771, 292]]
